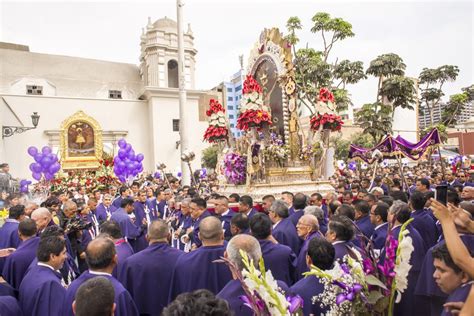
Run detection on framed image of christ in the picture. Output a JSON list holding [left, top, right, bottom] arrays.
[[60, 111, 103, 170]]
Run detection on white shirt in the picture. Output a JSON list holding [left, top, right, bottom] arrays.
[[89, 270, 112, 277], [375, 222, 388, 231], [37, 262, 55, 271]]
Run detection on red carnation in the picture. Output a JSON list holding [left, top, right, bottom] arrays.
[[319, 88, 335, 103]]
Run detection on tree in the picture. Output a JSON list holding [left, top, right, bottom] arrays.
[[332, 132, 374, 160], [285, 13, 366, 115], [201, 146, 218, 170], [355, 102, 392, 143], [442, 90, 469, 126], [419, 65, 459, 126]]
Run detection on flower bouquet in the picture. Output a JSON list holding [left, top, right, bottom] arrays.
[[299, 143, 323, 161], [262, 133, 290, 167], [237, 75, 272, 131], [319, 87, 335, 104], [204, 99, 229, 143], [305, 219, 414, 316], [223, 152, 247, 185], [310, 112, 344, 132], [218, 250, 303, 315]]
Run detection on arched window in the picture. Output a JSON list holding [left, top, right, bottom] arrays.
[[167, 60, 179, 88]]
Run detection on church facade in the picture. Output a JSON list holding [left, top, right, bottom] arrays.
[[0, 17, 213, 179]]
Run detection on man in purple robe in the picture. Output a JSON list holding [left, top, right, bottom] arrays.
[[289, 193, 308, 226], [238, 195, 257, 219], [0, 205, 25, 272], [19, 236, 67, 316], [63, 237, 138, 316], [431, 243, 472, 316], [213, 196, 236, 240], [112, 186, 130, 209], [0, 296, 22, 316], [369, 202, 390, 251], [99, 221, 134, 279], [387, 200, 426, 316], [354, 200, 375, 239], [217, 234, 289, 316], [270, 200, 301, 255], [409, 191, 438, 250], [96, 194, 117, 222], [30, 207, 53, 235], [132, 191, 150, 252], [120, 219, 183, 315], [326, 215, 360, 262], [289, 237, 335, 316], [174, 198, 193, 251], [188, 197, 212, 248], [2, 218, 39, 291], [281, 191, 294, 215], [249, 213, 296, 286], [72, 277, 115, 316], [110, 198, 147, 253], [295, 214, 323, 281], [168, 217, 232, 301]]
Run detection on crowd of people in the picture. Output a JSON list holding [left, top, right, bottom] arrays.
[[0, 161, 473, 315]]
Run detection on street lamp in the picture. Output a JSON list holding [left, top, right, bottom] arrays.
[[2, 112, 40, 138], [181, 150, 198, 187]]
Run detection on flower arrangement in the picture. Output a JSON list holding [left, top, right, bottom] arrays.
[[223, 152, 247, 185], [299, 143, 323, 161], [204, 99, 229, 143], [262, 133, 289, 167], [305, 219, 414, 316], [310, 112, 344, 132], [218, 250, 303, 315], [319, 87, 335, 103], [237, 75, 272, 131]]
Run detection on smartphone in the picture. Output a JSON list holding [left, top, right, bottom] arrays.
[[435, 184, 448, 206]]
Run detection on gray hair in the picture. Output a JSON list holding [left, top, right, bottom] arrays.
[[304, 206, 324, 222], [227, 234, 262, 271], [389, 200, 408, 214], [270, 200, 289, 218], [181, 198, 192, 206], [63, 200, 78, 211], [31, 207, 52, 220]]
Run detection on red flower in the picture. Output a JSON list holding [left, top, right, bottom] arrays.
[[319, 88, 335, 103], [206, 99, 225, 117], [236, 109, 272, 131], [310, 112, 343, 132], [204, 126, 229, 143], [242, 75, 263, 95]]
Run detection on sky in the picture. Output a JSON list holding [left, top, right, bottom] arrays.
[[1, 0, 472, 108]]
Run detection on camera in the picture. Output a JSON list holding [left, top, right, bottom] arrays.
[[63, 217, 93, 234]]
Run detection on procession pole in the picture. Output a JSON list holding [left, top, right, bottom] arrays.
[[438, 145, 446, 181], [396, 154, 408, 192]]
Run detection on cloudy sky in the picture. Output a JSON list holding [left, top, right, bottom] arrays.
[[1, 0, 472, 107]]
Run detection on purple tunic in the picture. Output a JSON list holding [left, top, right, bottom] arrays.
[[112, 196, 124, 209], [0, 220, 21, 272], [0, 296, 23, 316], [333, 241, 359, 262], [2, 237, 40, 290], [110, 208, 145, 253], [132, 202, 149, 252], [289, 209, 305, 226], [217, 279, 289, 316], [120, 242, 183, 315], [441, 282, 473, 316], [145, 198, 160, 219], [355, 215, 374, 239], [259, 239, 297, 286], [272, 218, 301, 255], [168, 244, 232, 302], [289, 275, 328, 316], [113, 239, 134, 279], [0, 281, 15, 297], [19, 264, 66, 316], [370, 222, 389, 250], [95, 203, 117, 222], [411, 209, 438, 250], [219, 210, 236, 240], [63, 270, 139, 316], [190, 210, 212, 248], [415, 235, 474, 316], [295, 232, 323, 281]]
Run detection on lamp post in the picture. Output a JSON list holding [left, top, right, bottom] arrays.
[[2, 112, 40, 138], [181, 150, 197, 187]]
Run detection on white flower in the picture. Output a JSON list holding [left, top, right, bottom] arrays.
[[394, 234, 414, 303]]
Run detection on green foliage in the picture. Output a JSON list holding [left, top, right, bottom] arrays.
[[333, 88, 351, 112], [311, 12, 355, 43], [201, 146, 219, 170], [421, 123, 448, 143], [333, 60, 367, 87], [462, 84, 474, 101], [366, 53, 406, 79], [380, 76, 417, 110], [333, 132, 374, 160], [442, 92, 469, 126], [355, 102, 393, 143], [285, 16, 302, 45]]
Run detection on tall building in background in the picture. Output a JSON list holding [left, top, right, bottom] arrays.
[[419, 102, 474, 129]]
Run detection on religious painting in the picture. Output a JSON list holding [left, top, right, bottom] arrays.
[[60, 111, 103, 170]]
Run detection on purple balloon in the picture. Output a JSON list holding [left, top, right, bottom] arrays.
[[50, 154, 58, 163], [20, 179, 28, 186], [33, 163, 42, 173], [177, 171, 182, 178], [29, 163, 36, 172], [117, 160, 126, 170], [42, 146, 52, 155], [34, 153, 43, 163], [44, 172, 54, 181], [124, 144, 131, 153], [136, 165, 143, 173], [118, 139, 127, 149], [118, 175, 126, 183], [127, 150, 135, 161], [114, 156, 122, 164], [20, 185, 28, 193], [27, 146, 38, 157], [136, 153, 144, 162], [118, 149, 127, 159], [127, 162, 135, 171], [114, 166, 122, 176], [26, 180, 32, 185], [41, 157, 52, 168], [49, 162, 60, 174], [32, 172, 42, 181]]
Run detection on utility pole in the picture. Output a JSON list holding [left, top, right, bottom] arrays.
[[177, 0, 190, 185]]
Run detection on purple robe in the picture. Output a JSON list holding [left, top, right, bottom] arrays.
[[120, 242, 183, 315], [145, 198, 160, 219], [415, 235, 474, 316], [110, 208, 145, 252], [190, 210, 212, 248], [246, 208, 258, 219], [19, 264, 66, 316], [333, 241, 358, 262], [217, 279, 289, 316], [288, 206, 295, 216], [295, 232, 323, 281], [0, 219, 21, 272], [441, 282, 473, 316], [112, 196, 124, 209], [96, 203, 117, 222], [0, 296, 23, 316], [157, 200, 167, 219], [63, 270, 138, 316], [132, 202, 149, 252], [370, 222, 388, 250], [219, 209, 236, 240], [168, 244, 232, 302], [355, 215, 374, 239], [289, 209, 305, 226], [411, 209, 438, 250], [272, 218, 301, 255], [2, 237, 40, 290], [259, 239, 296, 286], [0, 281, 15, 297], [113, 239, 134, 279], [289, 275, 328, 316]]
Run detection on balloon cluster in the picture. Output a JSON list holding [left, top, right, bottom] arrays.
[[113, 139, 144, 183], [199, 168, 207, 179], [348, 161, 357, 171], [19, 179, 32, 193], [27, 146, 61, 181]]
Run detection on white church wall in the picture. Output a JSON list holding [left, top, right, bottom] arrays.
[[392, 106, 419, 142]]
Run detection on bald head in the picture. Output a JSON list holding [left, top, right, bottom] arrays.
[[199, 216, 224, 244], [31, 207, 52, 231], [85, 238, 116, 271], [226, 234, 261, 271], [300, 214, 319, 232], [147, 219, 169, 242]]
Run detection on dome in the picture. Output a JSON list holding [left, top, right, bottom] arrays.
[[153, 17, 177, 29]]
